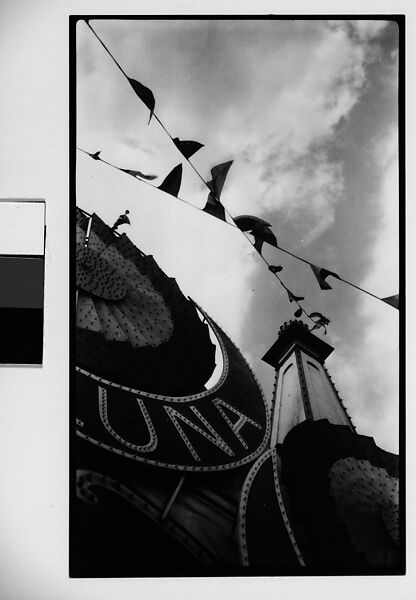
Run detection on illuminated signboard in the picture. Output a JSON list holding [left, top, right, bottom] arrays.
[[76, 312, 269, 471], [76, 209, 269, 471]]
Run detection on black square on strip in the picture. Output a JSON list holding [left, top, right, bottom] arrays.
[[0, 307, 44, 364]]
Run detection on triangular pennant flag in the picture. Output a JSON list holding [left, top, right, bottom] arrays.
[[269, 265, 283, 274], [260, 227, 278, 248], [127, 77, 155, 123], [381, 294, 399, 310], [310, 263, 340, 290], [234, 215, 278, 249], [173, 138, 204, 159], [202, 161, 233, 222], [287, 290, 304, 303], [253, 237, 264, 254], [89, 151, 101, 160], [294, 307, 303, 318], [203, 193, 226, 222], [234, 215, 271, 230], [207, 161, 233, 198], [158, 164, 183, 197], [121, 168, 157, 180]]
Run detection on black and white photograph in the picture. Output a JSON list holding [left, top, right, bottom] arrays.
[[72, 16, 402, 577], [0, 2, 412, 599]]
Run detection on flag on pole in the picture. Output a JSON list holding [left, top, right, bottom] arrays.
[[310, 264, 341, 290], [173, 138, 204, 159], [158, 164, 183, 197], [111, 210, 130, 231], [203, 161, 233, 222], [127, 77, 155, 123], [269, 265, 283, 274], [294, 307, 302, 318], [89, 151, 101, 160], [381, 294, 399, 310]]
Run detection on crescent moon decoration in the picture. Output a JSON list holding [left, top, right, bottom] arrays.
[[76, 207, 270, 471]]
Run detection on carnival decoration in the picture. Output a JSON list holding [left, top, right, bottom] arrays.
[[76, 208, 269, 470]]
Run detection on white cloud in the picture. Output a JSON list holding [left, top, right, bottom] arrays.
[[78, 21, 389, 250], [203, 22, 387, 249], [328, 128, 399, 453], [232, 25, 376, 238]]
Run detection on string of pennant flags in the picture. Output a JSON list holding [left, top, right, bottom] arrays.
[[79, 20, 399, 335], [77, 146, 333, 331]]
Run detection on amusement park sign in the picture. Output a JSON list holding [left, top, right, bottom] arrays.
[[76, 315, 270, 471]]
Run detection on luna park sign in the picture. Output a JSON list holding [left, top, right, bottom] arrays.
[[76, 315, 270, 471]]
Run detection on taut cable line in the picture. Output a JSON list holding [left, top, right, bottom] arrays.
[[82, 20, 396, 318], [77, 146, 314, 322], [82, 22, 324, 323]]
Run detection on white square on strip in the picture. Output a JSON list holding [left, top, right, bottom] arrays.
[[0, 200, 45, 256]]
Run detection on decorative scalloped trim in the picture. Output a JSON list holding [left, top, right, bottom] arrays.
[[76, 310, 229, 402]]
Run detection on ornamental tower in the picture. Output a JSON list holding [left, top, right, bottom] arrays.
[[262, 320, 354, 446], [242, 319, 400, 570]]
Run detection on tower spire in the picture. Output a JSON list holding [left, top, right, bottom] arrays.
[[262, 320, 354, 447]]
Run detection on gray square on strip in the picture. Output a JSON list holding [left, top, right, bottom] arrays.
[[0, 200, 45, 255]]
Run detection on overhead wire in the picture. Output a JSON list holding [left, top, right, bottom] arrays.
[[77, 146, 314, 322], [81, 20, 396, 322]]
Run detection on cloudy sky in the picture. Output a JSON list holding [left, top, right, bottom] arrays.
[[76, 18, 399, 453]]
